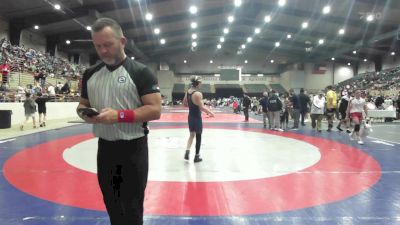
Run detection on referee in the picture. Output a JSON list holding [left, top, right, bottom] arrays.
[[77, 18, 161, 225]]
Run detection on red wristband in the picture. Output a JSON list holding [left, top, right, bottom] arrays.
[[117, 110, 135, 122]]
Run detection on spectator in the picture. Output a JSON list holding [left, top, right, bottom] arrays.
[[47, 84, 56, 97], [267, 90, 283, 131], [35, 92, 49, 127], [259, 92, 269, 128], [61, 81, 70, 94], [280, 93, 290, 130], [325, 85, 337, 132], [289, 89, 300, 129], [298, 88, 311, 126], [20, 92, 37, 130], [310, 91, 326, 132], [375, 95, 384, 109], [242, 94, 251, 122]]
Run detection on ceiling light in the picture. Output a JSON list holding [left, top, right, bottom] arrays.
[[131, 56, 135, 60], [244, 60, 248, 64], [347, 62, 351, 66], [331, 57, 335, 61], [318, 39, 324, 45], [301, 22, 308, 29], [254, 28, 261, 34], [278, 0, 286, 7], [145, 13, 153, 21], [220, 37, 225, 42], [189, 6, 197, 14], [241, 44, 246, 49], [264, 15, 271, 23], [191, 22, 197, 29], [184, 60, 187, 63], [65, 40, 70, 44], [160, 38, 166, 45], [228, 15, 235, 23], [363, 59, 367, 62], [192, 42, 197, 47], [192, 33, 197, 39], [223, 28, 229, 34], [86, 26, 91, 31], [234, 0, 242, 7], [338, 28, 345, 35], [391, 51, 396, 56], [54, 4, 61, 10], [353, 50, 357, 54], [154, 28, 160, 35], [287, 34, 292, 39], [322, 5, 331, 14], [34, 25, 39, 30], [210, 60, 213, 64], [366, 14, 374, 22], [275, 42, 280, 47], [217, 44, 222, 49], [270, 59, 274, 63], [247, 37, 253, 43]]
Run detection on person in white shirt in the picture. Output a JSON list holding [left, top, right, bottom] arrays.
[[383, 96, 393, 110], [347, 89, 368, 144], [47, 85, 56, 96], [310, 91, 326, 132]]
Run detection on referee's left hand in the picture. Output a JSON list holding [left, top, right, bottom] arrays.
[[95, 108, 118, 124]]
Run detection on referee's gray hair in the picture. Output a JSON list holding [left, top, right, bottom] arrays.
[[91, 18, 124, 38]]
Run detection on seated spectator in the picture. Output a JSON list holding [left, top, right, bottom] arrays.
[[61, 82, 70, 94], [47, 84, 56, 97], [375, 95, 384, 109]]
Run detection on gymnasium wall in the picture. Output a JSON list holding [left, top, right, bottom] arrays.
[[157, 70, 175, 101], [79, 54, 90, 67], [358, 61, 375, 74], [280, 69, 305, 92], [55, 45, 68, 59], [20, 29, 46, 52], [0, 16, 9, 40], [167, 49, 280, 74], [382, 55, 400, 70], [281, 62, 354, 91], [303, 63, 354, 89]]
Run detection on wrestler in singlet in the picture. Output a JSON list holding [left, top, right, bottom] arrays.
[[187, 90, 202, 134]]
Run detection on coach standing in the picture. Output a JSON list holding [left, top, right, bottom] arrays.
[[76, 18, 161, 225]]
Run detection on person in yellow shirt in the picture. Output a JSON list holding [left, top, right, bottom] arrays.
[[325, 85, 337, 131]]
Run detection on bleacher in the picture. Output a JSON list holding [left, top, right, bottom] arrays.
[[0, 71, 80, 102], [269, 84, 286, 94], [243, 84, 268, 97], [337, 66, 400, 98], [7, 72, 78, 91]]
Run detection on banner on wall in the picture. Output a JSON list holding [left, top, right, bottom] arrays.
[[312, 63, 327, 74]]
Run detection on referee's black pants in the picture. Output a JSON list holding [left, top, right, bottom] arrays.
[[97, 136, 148, 225]]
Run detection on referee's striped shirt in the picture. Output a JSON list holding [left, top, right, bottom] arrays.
[[81, 58, 160, 141]]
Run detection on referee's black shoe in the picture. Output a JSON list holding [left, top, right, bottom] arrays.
[[194, 154, 202, 163]]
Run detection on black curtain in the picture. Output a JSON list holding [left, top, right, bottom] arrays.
[[215, 88, 243, 98]]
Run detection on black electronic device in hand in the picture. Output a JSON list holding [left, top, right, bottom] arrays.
[[77, 108, 99, 117]]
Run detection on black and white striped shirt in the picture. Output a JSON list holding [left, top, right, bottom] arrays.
[[81, 58, 159, 141]]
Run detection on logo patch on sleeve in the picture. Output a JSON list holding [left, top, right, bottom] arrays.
[[118, 76, 127, 83]]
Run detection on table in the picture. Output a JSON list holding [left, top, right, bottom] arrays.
[[368, 109, 396, 118]]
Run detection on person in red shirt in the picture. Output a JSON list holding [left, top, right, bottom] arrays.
[[0, 61, 11, 87]]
